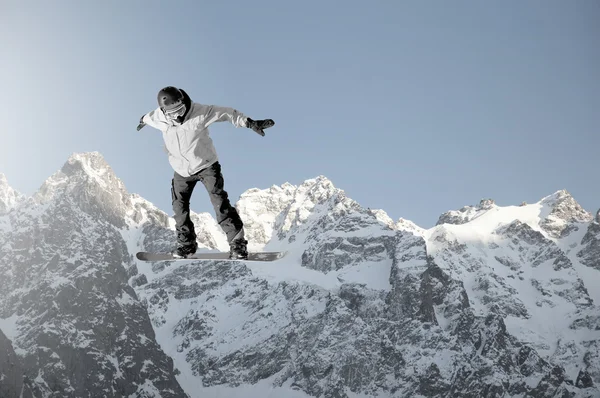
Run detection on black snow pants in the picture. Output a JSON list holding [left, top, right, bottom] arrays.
[[171, 162, 244, 248]]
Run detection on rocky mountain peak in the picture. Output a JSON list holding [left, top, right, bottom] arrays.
[[33, 152, 132, 227], [237, 182, 298, 248], [297, 175, 339, 201], [61, 151, 121, 188], [0, 173, 23, 215], [368, 208, 396, 229], [396, 217, 425, 235], [541, 189, 572, 205], [540, 190, 590, 221], [539, 190, 592, 238], [236, 176, 348, 249], [479, 198, 496, 210], [436, 198, 497, 226]]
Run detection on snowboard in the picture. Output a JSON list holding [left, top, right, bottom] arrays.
[[136, 251, 287, 262]]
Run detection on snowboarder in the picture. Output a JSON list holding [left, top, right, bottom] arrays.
[[136, 86, 275, 259]]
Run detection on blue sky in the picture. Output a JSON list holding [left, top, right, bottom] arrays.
[[1, 1, 598, 227]]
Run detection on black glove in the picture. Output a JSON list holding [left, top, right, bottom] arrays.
[[136, 115, 146, 131], [246, 118, 275, 136]]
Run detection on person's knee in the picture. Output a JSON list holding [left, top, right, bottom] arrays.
[[172, 199, 188, 214], [210, 184, 225, 196]]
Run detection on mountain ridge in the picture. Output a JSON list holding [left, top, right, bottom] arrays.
[[2, 151, 592, 236], [0, 151, 599, 398]]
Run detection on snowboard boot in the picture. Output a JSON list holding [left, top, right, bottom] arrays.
[[229, 238, 248, 260], [174, 241, 198, 258]]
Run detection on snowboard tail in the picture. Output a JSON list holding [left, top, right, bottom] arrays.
[[136, 251, 286, 262]]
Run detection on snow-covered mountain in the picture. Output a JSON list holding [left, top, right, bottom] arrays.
[[0, 174, 24, 216], [0, 151, 599, 398]]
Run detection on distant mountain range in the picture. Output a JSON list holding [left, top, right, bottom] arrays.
[[0, 151, 598, 398]]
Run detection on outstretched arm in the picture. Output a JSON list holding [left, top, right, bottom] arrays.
[[203, 105, 275, 136], [136, 109, 164, 131], [203, 105, 248, 128]]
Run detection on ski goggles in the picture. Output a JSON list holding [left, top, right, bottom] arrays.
[[163, 102, 186, 121]]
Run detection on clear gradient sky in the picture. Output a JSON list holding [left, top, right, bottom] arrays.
[[1, 1, 598, 228]]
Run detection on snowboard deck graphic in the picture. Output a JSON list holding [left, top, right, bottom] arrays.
[[136, 251, 287, 262]]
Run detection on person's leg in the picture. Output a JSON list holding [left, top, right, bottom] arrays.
[[171, 172, 198, 253], [197, 162, 247, 257]]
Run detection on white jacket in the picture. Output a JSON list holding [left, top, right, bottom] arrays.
[[142, 103, 248, 177]]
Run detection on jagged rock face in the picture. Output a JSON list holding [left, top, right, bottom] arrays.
[[368, 208, 396, 229], [137, 224, 599, 397], [237, 182, 297, 248], [0, 154, 187, 398], [240, 177, 398, 274], [539, 190, 593, 238], [139, 176, 600, 397], [578, 220, 600, 271], [0, 174, 24, 215], [426, 215, 599, 397], [139, 234, 482, 398], [270, 176, 342, 240], [0, 329, 35, 398], [436, 198, 496, 226], [497, 221, 576, 273], [396, 217, 425, 235], [34, 152, 132, 229], [299, 202, 395, 273], [1, 152, 599, 398], [129, 194, 170, 227]]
